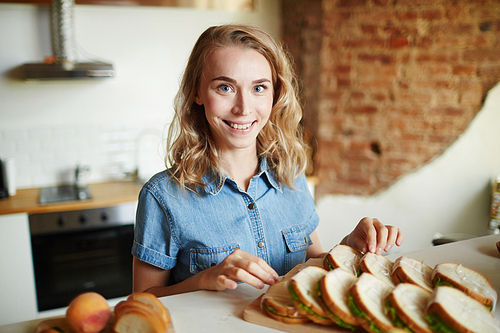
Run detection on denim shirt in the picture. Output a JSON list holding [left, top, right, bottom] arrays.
[[132, 159, 319, 285]]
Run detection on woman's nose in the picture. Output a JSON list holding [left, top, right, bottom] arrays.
[[232, 91, 250, 116]]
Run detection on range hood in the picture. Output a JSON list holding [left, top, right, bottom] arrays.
[[23, 0, 114, 80], [23, 62, 114, 80]]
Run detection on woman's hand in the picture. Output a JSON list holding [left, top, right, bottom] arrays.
[[198, 249, 279, 291], [341, 217, 404, 254]]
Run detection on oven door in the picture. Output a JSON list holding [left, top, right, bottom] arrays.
[[31, 224, 133, 311]]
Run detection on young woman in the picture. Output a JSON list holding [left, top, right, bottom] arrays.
[[132, 24, 403, 297]]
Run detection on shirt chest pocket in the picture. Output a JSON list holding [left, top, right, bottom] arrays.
[[189, 244, 240, 274], [282, 224, 311, 272]]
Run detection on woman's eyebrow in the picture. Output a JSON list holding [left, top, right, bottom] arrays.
[[212, 76, 235, 83], [211, 76, 271, 84], [253, 78, 271, 84]]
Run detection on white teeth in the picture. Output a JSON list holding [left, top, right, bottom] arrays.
[[229, 122, 252, 130]]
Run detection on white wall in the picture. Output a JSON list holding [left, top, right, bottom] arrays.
[[0, 1, 281, 188], [316, 83, 500, 253]]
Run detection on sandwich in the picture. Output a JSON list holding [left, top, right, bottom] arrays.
[[385, 283, 433, 333], [261, 281, 310, 324], [317, 267, 360, 330], [391, 256, 433, 292], [359, 252, 396, 288], [348, 272, 396, 333], [288, 265, 333, 325], [322, 244, 362, 276], [432, 262, 497, 310], [426, 286, 500, 333], [114, 292, 169, 333]]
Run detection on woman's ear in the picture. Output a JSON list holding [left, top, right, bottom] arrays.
[[194, 94, 203, 106]]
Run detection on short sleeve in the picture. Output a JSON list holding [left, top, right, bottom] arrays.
[[131, 186, 179, 270]]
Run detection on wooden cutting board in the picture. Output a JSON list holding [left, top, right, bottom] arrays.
[[242, 258, 360, 332], [243, 294, 363, 333], [35, 309, 175, 333]]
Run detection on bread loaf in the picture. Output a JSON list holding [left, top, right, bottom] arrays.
[[113, 292, 169, 333]]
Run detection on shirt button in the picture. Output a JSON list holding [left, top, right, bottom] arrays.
[[258, 241, 265, 248], [248, 203, 255, 209]]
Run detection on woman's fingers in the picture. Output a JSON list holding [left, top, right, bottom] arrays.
[[209, 249, 279, 291], [216, 274, 238, 290], [384, 225, 402, 251], [347, 217, 404, 254], [373, 218, 388, 254]]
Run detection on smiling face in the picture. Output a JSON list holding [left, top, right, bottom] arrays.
[[195, 46, 274, 156]]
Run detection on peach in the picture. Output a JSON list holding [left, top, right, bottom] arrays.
[[66, 292, 111, 333]]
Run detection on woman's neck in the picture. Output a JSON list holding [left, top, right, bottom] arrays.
[[219, 149, 259, 191]]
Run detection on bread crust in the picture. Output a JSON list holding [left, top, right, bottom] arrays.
[[432, 263, 495, 308], [359, 253, 395, 288], [319, 271, 360, 326], [113, 306, 165, 333], [127, 292, 169, 326], [391, 257, 433, 292], [386, 287, 432, 333], [350, 276, 394, 333], [426, 302, 469, 333], [426, 286, 500, 333], [262, 295, 304, 318], [323, 245, 362, 275], [289, 280, 333, 326], [261, 305, 310, 325]]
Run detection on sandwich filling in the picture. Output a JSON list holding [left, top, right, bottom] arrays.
[[315, 283, 357, 331], [425, 313, 460, 333], [288, 283, 330, 321], [348, 295, 382, 333], [325, 255, 335, 271], [263, 303, 305, 321], [385, 300, 415, 333]]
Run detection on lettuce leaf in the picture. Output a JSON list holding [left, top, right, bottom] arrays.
[[315, 282, 357, 331], [325, 256, 335, 271], [425, 313, 460, 333], [433, 277, 454, 288], [385, 300, 414, 332], [264, 304, 278, 315], [288, 283, 330, 321], [348, 295, 382, 333]]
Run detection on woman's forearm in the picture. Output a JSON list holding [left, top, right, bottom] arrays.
[[143, 273, 205, 297]]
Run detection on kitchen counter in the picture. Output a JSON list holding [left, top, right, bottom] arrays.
[[1, 234, 499, 333], [0, 181, 143, 215]]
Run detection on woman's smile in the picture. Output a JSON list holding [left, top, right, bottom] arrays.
[[224, 120, 256, 130]]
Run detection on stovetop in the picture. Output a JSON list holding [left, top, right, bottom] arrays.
[[38, 185, 92, 205]]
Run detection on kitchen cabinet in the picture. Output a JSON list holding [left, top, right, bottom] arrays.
[[0, 213, 38, 326]]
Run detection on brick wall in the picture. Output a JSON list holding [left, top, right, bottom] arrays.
[[282, 0, 500, 196]]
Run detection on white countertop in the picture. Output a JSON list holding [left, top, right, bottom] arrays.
[[1, 234, 499, 333]]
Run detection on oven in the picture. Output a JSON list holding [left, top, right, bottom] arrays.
[[29, 202, 135, 312]]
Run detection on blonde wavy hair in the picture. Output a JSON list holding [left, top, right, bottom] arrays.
[[166, 24, 309, 192]]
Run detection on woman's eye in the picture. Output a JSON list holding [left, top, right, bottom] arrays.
[[254, 85, 266, 93], [218, 84, 232, 93]]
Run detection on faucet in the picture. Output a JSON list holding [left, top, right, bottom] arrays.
[[75, 164, 91, 189]]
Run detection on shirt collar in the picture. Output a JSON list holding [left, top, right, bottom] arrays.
[[202, 157, 282, 195]]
